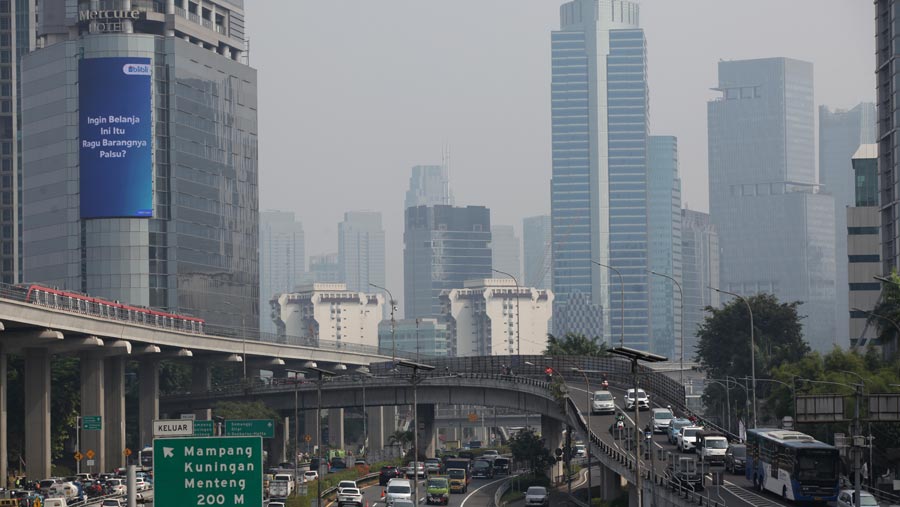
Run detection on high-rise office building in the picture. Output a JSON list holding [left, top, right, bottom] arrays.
[[404, 205, 491, 319], [0, 0, 37, 284], [273, 283, 383, 348], [681, 209, 719, 356], [378, 318, 452, 358], [308, 253, 341, 284], [877, 0, 900, 274], [523, 215, 552, 290], [440, 278, 553, 356], [847, 145, 881, 349], [338, 211, 385, 294], [405, 165, 453, 210], [819, 103, 876, 348], [22, 1, 257, 330], [550, 0, 651, 348], [708, 58, 836, 351], [491, 225, 520, 282], [648, 136, 682, 359], [259, 211, 305, 334]]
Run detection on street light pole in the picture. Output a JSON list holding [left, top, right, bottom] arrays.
[[286, 369, 303, 490], [649, 271, 685, 391], [492, 268, 520, 357], [396, 360, 435, 507], [370, 283, 397, 362], [592, 261, 624, 347], [711, 287, 757, 428], [303, 362, 335, 507]]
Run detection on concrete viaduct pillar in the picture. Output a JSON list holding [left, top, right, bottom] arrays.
[[80, 353, 105, 474], [305, 410, 319, 454], [138, 358, 159, 449], [25, 348, 51, 481], [328, 408, 344, 450], [600, 465, 625, 502], [367, 406, 384, 452], [416, 404, 436, 458], [104, 356, 126, 470], [541, 415, 563, 482]]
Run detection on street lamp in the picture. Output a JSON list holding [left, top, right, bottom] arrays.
[[396, 359, 435, 505], [286, 369, 305, 490], [303, 361, 336, 507], [492, 268, 521, 357], [356, 366, 372, 455], [704, 378, 734, 434], [223, 300, 247, 380], [710, 287, 757, 428], [370, 283, 397, 362], [649, 270, 685, 391], [592, 261, 625, 347], [609, 346, 667, 507]]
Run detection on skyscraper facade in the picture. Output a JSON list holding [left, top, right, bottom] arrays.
[[22, 0, 258, 329], [708, 58, 836, 351], [259, 210, 305, 334], [0, 0, 36, 284], [681, 209, 719, 356], [847, 145, 881, 349], [819, 103, 876, 348], [403, 205, 491, 319], [877, 0, 900, 274], [338, 211, 385, 294], [404, 165, 453, 210], [648, 136, 682, 359], [550, 0, 650, 347], [523, 215, 552, 290], [490, 225, 520, 282], [307, 253, 341, 284]]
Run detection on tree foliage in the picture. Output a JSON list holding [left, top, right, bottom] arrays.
[[544, 333, 609, 357], [869, 271, 900, 360], [508, 429, 555, 476], [695, 293, 809, 423], [213, 400, 279, 421]]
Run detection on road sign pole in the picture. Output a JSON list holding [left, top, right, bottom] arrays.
[[76, 416, 81, 475]]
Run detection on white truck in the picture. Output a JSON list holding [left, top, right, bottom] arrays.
[[267, 480, 290, 499]]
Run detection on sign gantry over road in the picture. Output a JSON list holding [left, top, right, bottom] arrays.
[[154, 436, 263, 507]]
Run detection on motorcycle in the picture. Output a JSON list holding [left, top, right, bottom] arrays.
[[601, 379, 609, 389]]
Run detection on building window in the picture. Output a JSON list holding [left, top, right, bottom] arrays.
[[848, 226, 879, 235], [849, 282, 881, 291], [848, 254, 880, 263]]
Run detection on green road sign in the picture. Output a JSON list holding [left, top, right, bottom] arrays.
[[225, 419, 274, 439], [154, 436, 263, 507], [193, 420, 214, 437], [82, 416, 102, 431]]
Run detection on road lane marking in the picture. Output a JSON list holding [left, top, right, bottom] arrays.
[[459, 477, 511, 507]]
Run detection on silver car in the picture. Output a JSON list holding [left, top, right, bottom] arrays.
[[591, 390, 615, 414], [525, 486, 549, 507]]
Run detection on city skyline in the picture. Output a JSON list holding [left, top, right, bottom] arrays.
[[252, 1, 872, 319]]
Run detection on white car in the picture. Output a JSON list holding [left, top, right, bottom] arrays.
[[678, 426, 703, 452], [385, 479, 413, 506], [524, 486, 549, 507], [836, 489, 879, 507], [624, 388, 650, 411], [302, 470, 319, 483], [337, 480, 358, 493], [337, 487, 363, 507], [134, 477, 149, 491], [591, 390, 615, 414]]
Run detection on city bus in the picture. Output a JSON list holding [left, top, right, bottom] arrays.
[[745, 428, 840, 503]]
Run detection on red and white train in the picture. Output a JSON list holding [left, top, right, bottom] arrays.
[[21, 284, 205, 334]]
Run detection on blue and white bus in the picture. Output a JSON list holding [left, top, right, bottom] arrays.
[[746, 428, 840, 503]]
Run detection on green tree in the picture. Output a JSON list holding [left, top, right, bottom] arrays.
[[695, 293, 809, 422], [508, 429, 555, 476], [387, 430, 413, 451], [213, 400, 279, 421], [868, 271, 900, 360], [544, 333, 609, 357]]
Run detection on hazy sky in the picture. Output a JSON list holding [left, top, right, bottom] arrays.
[[249, 1, 874, 309]]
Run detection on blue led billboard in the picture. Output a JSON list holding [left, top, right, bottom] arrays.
[[79, 57, 153, 218]]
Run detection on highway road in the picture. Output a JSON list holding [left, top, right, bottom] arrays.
[[564, 380, 803, 507], [351, 474, 510, 507]]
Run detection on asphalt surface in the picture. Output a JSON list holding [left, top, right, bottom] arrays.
[[565, 381, 809, 507], [357, 474, 510, 507]]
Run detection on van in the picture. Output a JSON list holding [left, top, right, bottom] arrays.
[[447, 468, 468, 493], [43, 499, 68, 507], [385, 478, 412, 506], [696, 431, 729, 464]]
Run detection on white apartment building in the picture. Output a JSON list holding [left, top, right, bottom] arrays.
[[440, 278, 553, 356], [273, 283, 383, 348]]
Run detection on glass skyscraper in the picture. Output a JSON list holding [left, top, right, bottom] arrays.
[[405, 164, 453, 210], [338, 210, 386, 293], [708, 58, 836, 351], [550, 0, 650, 348], [403, 205, 491, 319], [681, 209, 719, 356], [22, 1, 258, 331], [819, 103, 876, 348], [259, 210, 305, 333], [648, 136, 682, 359], [523, 215, 552, 290], [490, 225, 520, 282], [877, 0, 900, 274]]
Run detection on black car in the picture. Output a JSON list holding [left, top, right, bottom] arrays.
[[724, 444, 746, 474], [379, 466, 402, 486], [492, 458, 510, 475], [471, 459, 494, 479]]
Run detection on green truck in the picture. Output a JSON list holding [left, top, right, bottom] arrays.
[[426, 477, 450, 504]]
